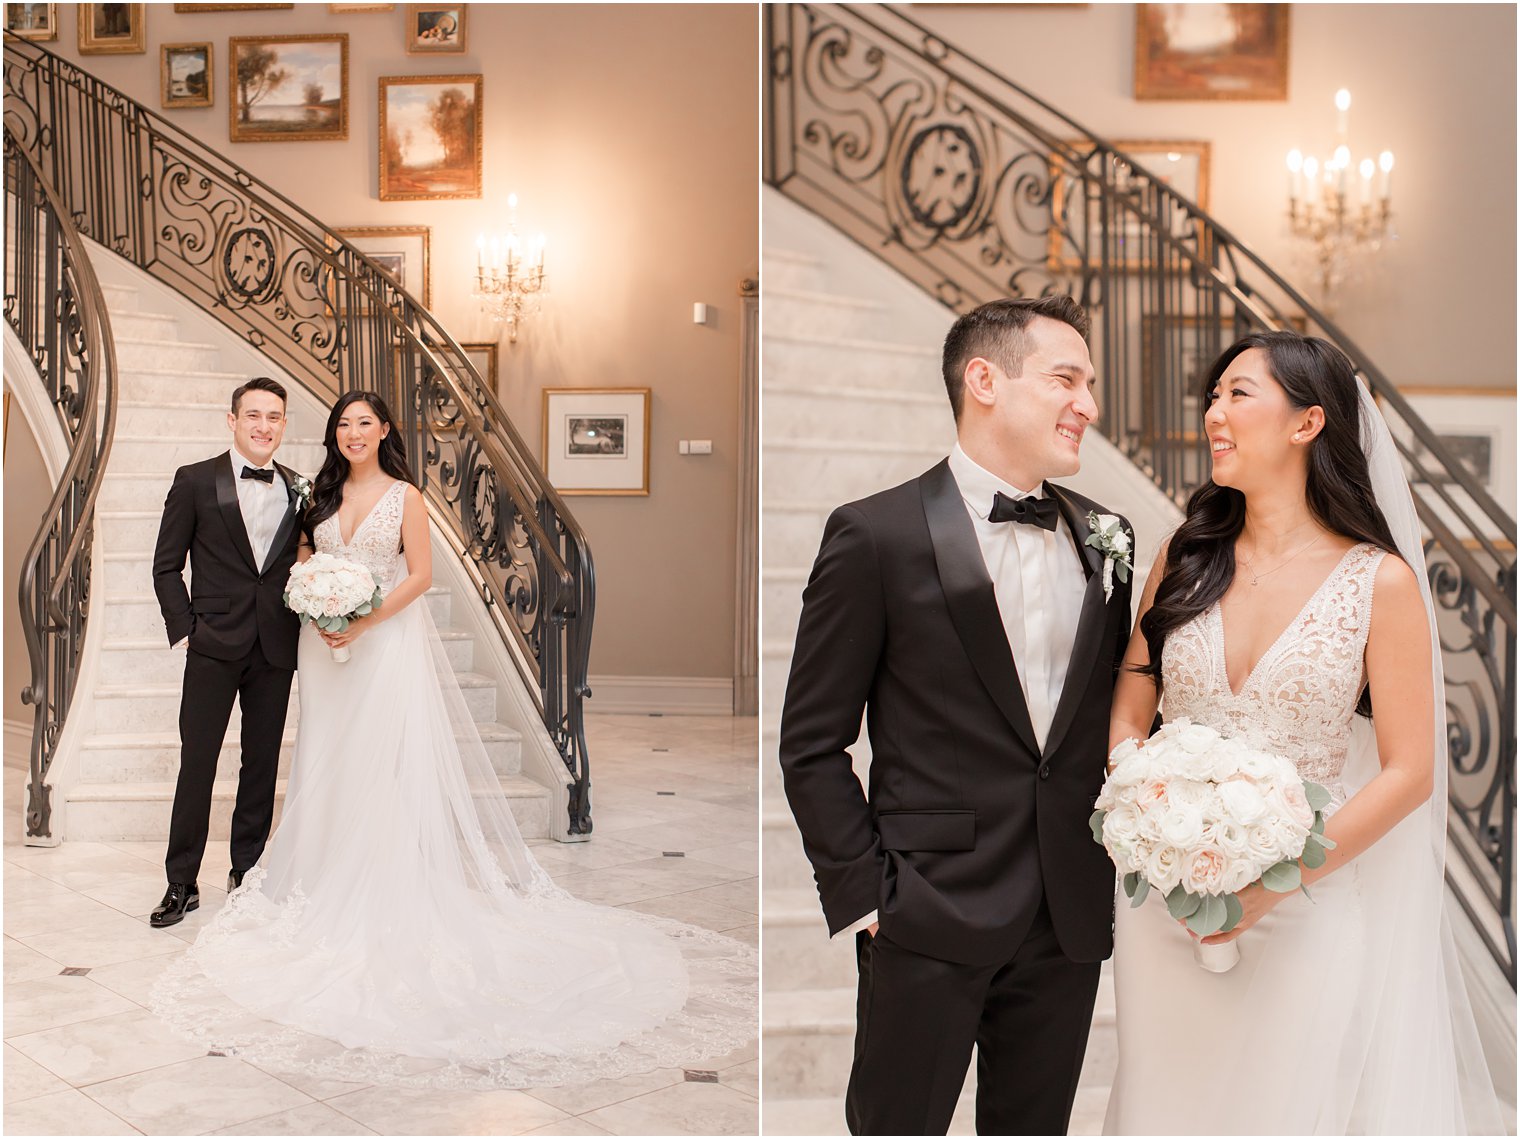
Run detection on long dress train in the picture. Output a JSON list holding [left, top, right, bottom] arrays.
[[151, 480, 755, 1089]]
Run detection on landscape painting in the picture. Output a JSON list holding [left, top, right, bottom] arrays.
[[379, 74, 482, 200], [161, 42, 213, 109], [228, 34, 349, 142]]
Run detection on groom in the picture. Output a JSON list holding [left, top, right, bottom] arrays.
[[779, 297, 1134, 1135], [149, 376, 303, 927]]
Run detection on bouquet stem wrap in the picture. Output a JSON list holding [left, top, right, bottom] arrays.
[[283, 553, 383, 666]]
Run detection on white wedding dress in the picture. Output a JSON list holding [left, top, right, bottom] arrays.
[[151, 480, 754, 1088], [1104, 542, 1502, 1135]]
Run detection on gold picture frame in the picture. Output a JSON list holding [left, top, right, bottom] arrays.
[[1047, 139, 1211, 271], [542, 388, 652, 497], [329, 4, 393, 10], [78, 3, 145, 54], [161, 42, 213, 109], [405, 4, 466, 53], [460, 342, 499, 389], [378, 74, 482, 201], [1134, 4, 1289, 101], [326, 225, 431, 311], [228, 34, 349, 143], [175, 4, 293, 10], [4, 3, 57, 41]]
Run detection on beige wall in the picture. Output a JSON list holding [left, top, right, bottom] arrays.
[[4, 402, 49, 725], [38, 2, 759, 680], [907, 3, 1516, 391]]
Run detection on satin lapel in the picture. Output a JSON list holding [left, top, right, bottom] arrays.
[[214, 452, 260, 574], [920, 460, 1041, 757], [1043, 485, 1109, 759], [261, 463, 301, 576]]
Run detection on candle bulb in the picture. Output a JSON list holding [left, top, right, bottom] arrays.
[[1303, 156, 1319, 206], [476, 235, 484, 271], [1287, 149, 1303, 200], [1379, 151, 1394, 201], [1335, 88, 1351, 141], [1359, 158, 1374, 207]]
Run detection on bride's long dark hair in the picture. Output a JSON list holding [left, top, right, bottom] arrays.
[[1138, 332, 1400, 714], [305, 390, 417, 535]]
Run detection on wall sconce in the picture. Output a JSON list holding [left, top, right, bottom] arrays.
[[473, 193, 546, 344]]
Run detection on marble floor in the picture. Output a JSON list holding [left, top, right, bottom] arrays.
[[4, 714, 759, 1136]]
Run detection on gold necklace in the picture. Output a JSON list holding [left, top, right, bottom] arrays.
[[1237, 532, 1324, 587]]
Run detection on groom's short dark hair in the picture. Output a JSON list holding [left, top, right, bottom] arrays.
[[941, 296, 1090, 421], [231, 376, 288, 414]]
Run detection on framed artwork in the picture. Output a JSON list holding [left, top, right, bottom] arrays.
[[161, 42, 213, 109], [229, 34, 348, 143], [174, 4, 293, 11], [1382, 388, 1517, 539], [4, 3, 57, 40], [379, 74, 482, 201], [327, 225, 430, 310], [406, 4, 465, 53], [1048, 140, 1210, 270], [1135, 4, 1289, 101], [460, 342, 499, 389], [78, 3, 145, 54], [542, 388, 651, 496], [329, 4, 393, 10]]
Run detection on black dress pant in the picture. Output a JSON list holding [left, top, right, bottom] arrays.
[[165, 639, 293, 884], [845, 896, 1102, 1136]]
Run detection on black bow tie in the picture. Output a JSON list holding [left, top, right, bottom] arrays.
[[241, 465, 275, 483], [988, 491, 1059, 532]]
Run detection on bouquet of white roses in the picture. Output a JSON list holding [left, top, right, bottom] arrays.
[[1091, 718, 1335, 972], [283, 553, 383, 663]]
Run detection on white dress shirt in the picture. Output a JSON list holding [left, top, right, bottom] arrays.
[[833, 444, 1089, 941], [230, 445, 288, 570]]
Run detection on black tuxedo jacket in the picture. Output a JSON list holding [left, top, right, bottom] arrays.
[[778, 459, 1134, 967], [152, 452, 303, 670]]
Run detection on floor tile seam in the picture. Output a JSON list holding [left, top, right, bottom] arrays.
[[5, 998, 168, 1050], [45, 1081, 151, 1134]]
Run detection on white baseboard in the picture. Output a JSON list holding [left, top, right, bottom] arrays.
[[586, 675, 735, 716]]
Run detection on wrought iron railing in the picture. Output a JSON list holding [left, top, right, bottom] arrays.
[[4, 125, 118, 841], [4, 35, 597, 835], [765, 2, 1516, 984]]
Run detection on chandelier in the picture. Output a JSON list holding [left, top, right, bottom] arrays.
[[474, 193, 546, 344], [1285, 89, 1395, 310]]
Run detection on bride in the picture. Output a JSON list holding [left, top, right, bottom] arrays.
[[1103, 332, 1502, 1134], [152, 391, 754, 1089]]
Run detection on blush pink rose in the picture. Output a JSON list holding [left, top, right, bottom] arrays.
[[1183, 846, 1229, 895], [323, 595, 341, 616], [1137, 780, 1169, 810]]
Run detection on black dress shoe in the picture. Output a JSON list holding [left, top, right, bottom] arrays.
[[150, 882, 200, 928], [227, 869, 244, 892]]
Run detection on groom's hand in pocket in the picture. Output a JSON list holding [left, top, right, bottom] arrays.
[[866, 921, 879, 939]]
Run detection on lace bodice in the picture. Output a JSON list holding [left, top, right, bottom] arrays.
[[1160, 543, 1386, 804], [314, 479, 407, 587]]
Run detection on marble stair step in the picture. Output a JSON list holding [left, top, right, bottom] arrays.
[[764, 288, 902, 342], [91, 670, 498, 733], [763, 437, 949, 504], [761, 500, 833, 569], [108, 310, 180, 341], [100, 283, 141, 311], [96, 625, 475, 684], [116, 400, 251, 436], [764, 382, 952, 445], [762, 568, 807, 644], [112, 336, 224, 373], [763, 330, 944, 394], [116, 367, 281, 405], [64, 772, 551, 842], [763, 809, 819, 892], [77, 719, 522, 783], [762, 247, 830, 292], [763, 887, 856, 991], [100, 590, 454, 636]]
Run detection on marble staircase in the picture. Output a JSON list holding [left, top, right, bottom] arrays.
[[54, 273, 551, 846]]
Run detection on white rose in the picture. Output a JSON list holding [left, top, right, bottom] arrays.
[[323, 595, 341, 617], [1243, 823, 1279, 869], [1217, 779, 1269, 826], [1237, 750, 1280, 781], [1167, 779, 1211, 810], [1264, 782, 1314, 831], [1144, 844, 1184, 893], [1109, 753, 1149, 789], [1158, 804, 1205, 849], [1175, 721, 1218, 754], [1267, 816, 1309, 862], [1210, 819, 1249, 857], [1220, 856, 1257, 895], [1102, 804, 1143, 854]]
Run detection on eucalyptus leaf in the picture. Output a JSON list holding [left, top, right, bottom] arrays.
[[1304, 782, 1332, 812], [1312, 814, 1326, 835], [1122, 871, 1140, 898], [1301, 882, 1315, 902], [1301, 836, 1327, 870], [1166, 886, 1203, 920], [1089, 809, 1106, 845], [1116, 563, 1130, 583], [1130, 876, 1150, 908], [1086, 533, 1103, 549], [1221, 892, 1244, 932], [1186, 893, 1227, 936], [1261, 860, 1302, 893], [1317, 831, 1336, 850]]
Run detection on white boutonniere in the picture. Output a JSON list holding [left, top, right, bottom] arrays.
[[289, 473, 313, 511], [1085, 511, 1132, 603]]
